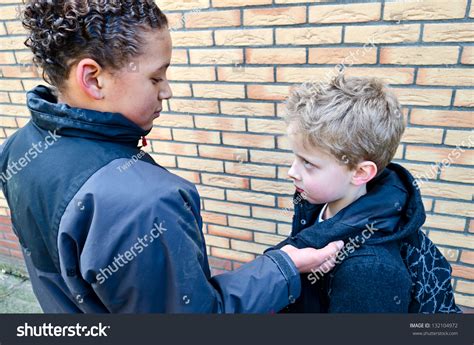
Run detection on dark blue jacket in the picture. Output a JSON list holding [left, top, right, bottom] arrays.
[[0, 85, 300, 313], [267, 163, 441, 313]]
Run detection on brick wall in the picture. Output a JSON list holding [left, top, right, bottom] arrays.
[[0, 0, 473, 309]]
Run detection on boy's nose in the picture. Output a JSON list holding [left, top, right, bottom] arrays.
[[159, 81, 173, 100], [288, 161, 301, 181]]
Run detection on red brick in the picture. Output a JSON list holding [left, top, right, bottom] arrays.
[[309, 47, 377, 65], [246, 48, 306, 65], [193, 83, 245, 99], [217, 67, 274, 83], [204, 200, 250, 216], [185, 10, 241, 28], [220, 101, 275, 117], [202, 173, 250, 189], [201, 211, 227, 225], [159, 0, 210, 11], [380, 46, 459, 65], [452, 264, 474, 280], [417, 68, 474, 86], [244, 6, 306, 26], [212, 0, 271, 7], [211, 247, 254, 263], [247, 85, 292, 101], [392, 88, 452, 106], [460, 250, 474, 265], [384, 0, 466, 21], [225, 162, 276, 178], [208, 224, 253, 241], [454, 90, 474, 107], [199, 145, 248, 162], [189, 49, 243, 65], [173, 129, 221, 144], [276, 27, 342, 45], [461, 46, 474, 64], [208, 256, 232, 270], [215, 29, 273, 46], [223, 132, 275, 149], [310, 3, 381, 23], [410, 109, 472, 128], [345, 24, 420, 44], [171, 31, 213, 47], [424, 23, 474, 42], [227, 190, 275, 207]]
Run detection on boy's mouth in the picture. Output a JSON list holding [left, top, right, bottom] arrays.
[[153, 109, 162, 118], [295, 186, 305, 194]]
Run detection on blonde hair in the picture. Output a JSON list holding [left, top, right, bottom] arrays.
[[286, 74, 405, 173]]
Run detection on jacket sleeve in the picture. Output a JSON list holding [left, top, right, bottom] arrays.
[[57, 158, 300, 313], [328, 261, 411, 313]]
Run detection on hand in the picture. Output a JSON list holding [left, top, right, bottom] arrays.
[[280, 241, 344, 274]]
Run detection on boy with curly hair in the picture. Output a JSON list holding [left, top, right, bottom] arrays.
[[0, 0, 342, 313]]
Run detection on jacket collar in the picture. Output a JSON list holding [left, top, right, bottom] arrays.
[[27, 85, 150, 146], [291, 163, 426, 248]]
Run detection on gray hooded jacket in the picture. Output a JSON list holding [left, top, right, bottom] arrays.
[[0, 85, 301, 313]]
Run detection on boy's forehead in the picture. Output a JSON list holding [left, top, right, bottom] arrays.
[[287, 128, 314, 155], [287, 126, 334, 162], [139, 29, 172, 67]]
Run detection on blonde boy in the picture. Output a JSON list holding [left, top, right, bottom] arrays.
[[267, 75, 460, 313]]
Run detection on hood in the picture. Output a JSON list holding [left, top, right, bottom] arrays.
[[292, 163, 426, 248], [27, 85, 150, 146]]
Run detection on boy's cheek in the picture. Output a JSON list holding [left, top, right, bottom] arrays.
[[302, 187, 320, 203]]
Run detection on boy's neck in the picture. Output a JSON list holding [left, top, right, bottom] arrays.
[[57, 92, 85, 109], [57, 93, 66, 104], [323, 185, 367, 220], [57, 88, 100, 112]]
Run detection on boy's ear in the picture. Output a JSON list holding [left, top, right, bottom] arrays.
[[75, 58, 105, 100], [352, 161, 378, 186]]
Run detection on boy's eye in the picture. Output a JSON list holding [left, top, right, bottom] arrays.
[[151, 78, 162, 84], [302, 159, 313, 168]]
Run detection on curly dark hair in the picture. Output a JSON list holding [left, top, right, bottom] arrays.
[[22, 0, 168, 90]]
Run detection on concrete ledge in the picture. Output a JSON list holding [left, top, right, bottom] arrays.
[[0, 253, 28, 278]]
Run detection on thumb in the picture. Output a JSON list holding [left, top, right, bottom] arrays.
[[315, 240, 344, 262]]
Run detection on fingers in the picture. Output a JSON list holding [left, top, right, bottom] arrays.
[[280, 241, 345, 274], [310, 241, 344, 273], [314, 254, 337, 273], [316, 240, 345, 261], [280, 244, 296, 254], [301, 241, 344, 273]]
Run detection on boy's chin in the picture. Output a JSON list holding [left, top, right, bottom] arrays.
[[139, 120, 154, 131], [144, 123, 154, 131], [304, 194, 330, 205], [300, 194, 320, 205]]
